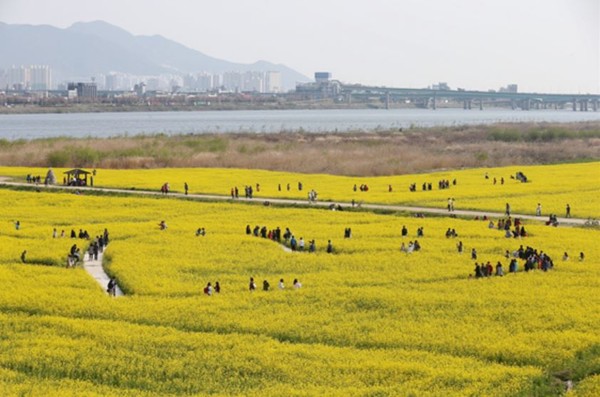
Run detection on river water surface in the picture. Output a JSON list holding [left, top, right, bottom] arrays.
[[0, 108, 598, 140]]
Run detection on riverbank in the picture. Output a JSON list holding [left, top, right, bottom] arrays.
[[0, 122, 598, 175]]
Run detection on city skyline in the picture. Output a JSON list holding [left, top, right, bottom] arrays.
[[1, 0, 598, 94]]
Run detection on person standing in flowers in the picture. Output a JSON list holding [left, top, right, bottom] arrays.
[[495, 262, 504, 276], [327, 240, 333, 254], [474, 263, 483, 278], [457, 241, 463, 253], [263, 280, 270, 291], [249, 277, 257, 291], [107, 278, 117, 297], [184, 182, 189, 195]]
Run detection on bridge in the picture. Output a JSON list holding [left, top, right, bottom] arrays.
[[339, 84, 600, 111]]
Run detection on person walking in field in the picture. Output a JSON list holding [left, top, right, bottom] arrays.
[[214, 282, 221, 293], [249, 277, 256, 291], [536, 203, 542, 217], [566, 204, 571, 218], [327, 240, 333, 254], [184, 182, 189, 195], [20, 250, 27, 263], [278, 278, 285, 290], [505, 203, 511, 217], [263, 280, 270, 291]]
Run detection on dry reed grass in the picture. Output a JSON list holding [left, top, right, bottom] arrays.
[[0, 122, 598, 176]]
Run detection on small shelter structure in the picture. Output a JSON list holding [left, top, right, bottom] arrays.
[[64, 169, 91, 186]]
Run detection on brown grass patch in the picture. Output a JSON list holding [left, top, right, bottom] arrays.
[[0, 122, 598, 176]]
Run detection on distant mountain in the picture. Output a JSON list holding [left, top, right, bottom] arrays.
[[0, 20, 310, 90]]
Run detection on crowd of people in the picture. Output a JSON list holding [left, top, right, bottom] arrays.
[[245, 224, 332, 254], [472, 245, 559, 279], [409, 179, 456, 193], [65, 228, 109, 267], [488, 217, 528, 239]]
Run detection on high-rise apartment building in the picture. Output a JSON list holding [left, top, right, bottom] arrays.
[[5, 65, 52, 90], [265, 71, 282, 93]]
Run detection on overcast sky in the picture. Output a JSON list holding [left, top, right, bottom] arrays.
[[1, 0, 598, 93]]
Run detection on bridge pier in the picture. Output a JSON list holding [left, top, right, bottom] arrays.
[[463, 100, 472, 110], [431, 95, 436, 110], [478, 98, 483, 110], [385, 92, 390, 110], [593, 100, 598, 111], [573, 99, 577, 111], [579, 100, 587, 112]]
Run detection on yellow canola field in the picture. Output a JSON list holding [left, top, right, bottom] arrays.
[[0, 180, 599, 395], [1, 161, 599, 217]]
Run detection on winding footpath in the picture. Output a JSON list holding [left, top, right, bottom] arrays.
[[83, 249, 124, 297]]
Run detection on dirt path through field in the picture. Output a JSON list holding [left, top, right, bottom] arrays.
[[0, 178, 589, 226]]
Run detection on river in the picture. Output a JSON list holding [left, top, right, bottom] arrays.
[[0, 108, 598, 140]]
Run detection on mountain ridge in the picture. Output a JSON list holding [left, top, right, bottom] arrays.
[[0, 20, 310, 90]]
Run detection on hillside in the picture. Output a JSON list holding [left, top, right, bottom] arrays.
[[0, 20, 310, 90]]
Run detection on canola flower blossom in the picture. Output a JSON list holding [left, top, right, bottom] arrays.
[[1, 161, 599, 218], [0, 164, 598, 396]]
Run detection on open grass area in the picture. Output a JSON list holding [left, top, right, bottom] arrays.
[[0, 162, 599, 395]]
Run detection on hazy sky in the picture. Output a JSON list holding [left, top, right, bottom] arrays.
[[1, 0, 598, 93]]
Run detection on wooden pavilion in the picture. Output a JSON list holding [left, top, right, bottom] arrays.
[[64, 169, 91, 186]]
